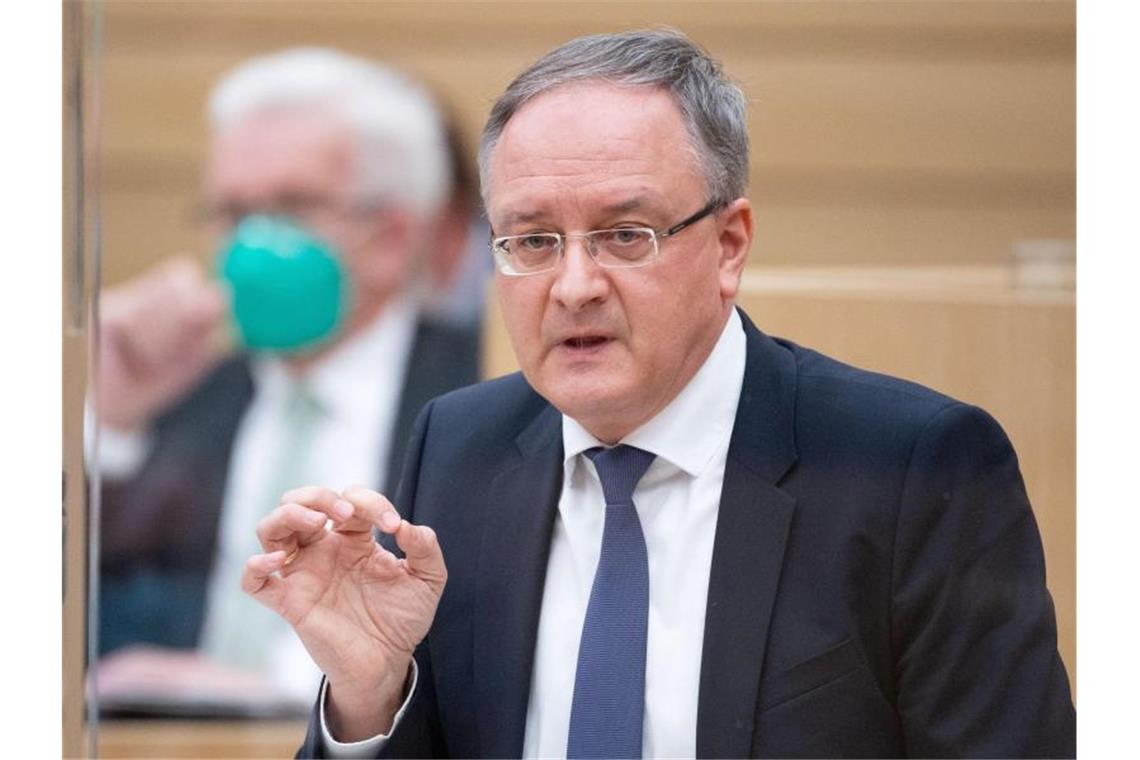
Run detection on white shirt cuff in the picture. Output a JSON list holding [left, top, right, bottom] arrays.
[[85, 404, 153, 480], [319, 661, 419, 758]]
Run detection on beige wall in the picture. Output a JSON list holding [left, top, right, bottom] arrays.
[[99, 1, 1074, 286]]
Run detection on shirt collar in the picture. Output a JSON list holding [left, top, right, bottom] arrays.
[[251, 294, 418, 420], [562, 308, 746, 477]]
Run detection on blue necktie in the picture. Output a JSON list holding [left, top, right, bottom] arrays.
[[567, 445, 656, 759]]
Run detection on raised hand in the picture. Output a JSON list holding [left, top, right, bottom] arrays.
[[241, 484, 447, 740], [97, 257, 230, 432]]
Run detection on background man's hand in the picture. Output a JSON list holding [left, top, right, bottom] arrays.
[[95, 645, 280, 705], [242, 485, 447, 741], [97, 257, 230, 432]]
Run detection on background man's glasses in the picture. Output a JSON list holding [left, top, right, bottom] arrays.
[[491, 200, 722, 276], [194, 193, 381, 232]]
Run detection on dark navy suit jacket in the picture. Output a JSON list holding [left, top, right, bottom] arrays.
[[300, 310, 1075, 758], [99, 316, 481, 655]]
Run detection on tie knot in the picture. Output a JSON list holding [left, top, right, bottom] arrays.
[[585, 445, 656, 506]]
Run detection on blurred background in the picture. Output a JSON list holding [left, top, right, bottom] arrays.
[[100, 1, 1074, 283], [67, 2, 1074, 756]]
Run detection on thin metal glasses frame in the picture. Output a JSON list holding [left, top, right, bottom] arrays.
[[491, 199, 723, 276]]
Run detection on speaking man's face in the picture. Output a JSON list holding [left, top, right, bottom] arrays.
[[487, 82, 751, 442]]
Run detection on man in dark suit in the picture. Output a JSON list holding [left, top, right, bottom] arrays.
[[243, 30, 1075, 756], [95, 48, 480, 705]]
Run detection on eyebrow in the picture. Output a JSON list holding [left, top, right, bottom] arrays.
[[497, 210, 546, 228], [496, 197, 654, 229], [600, 198, 648, 214]]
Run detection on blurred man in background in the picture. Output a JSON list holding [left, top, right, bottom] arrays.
[[94, 48, 482, 711]]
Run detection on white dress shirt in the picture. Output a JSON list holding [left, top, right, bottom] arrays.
[[101, 296, 418, 702], [323, 309, 746, 757]]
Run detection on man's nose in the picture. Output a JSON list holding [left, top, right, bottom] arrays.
[[550, 237, 609, 312]]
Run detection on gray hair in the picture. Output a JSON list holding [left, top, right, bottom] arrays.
[[478, 28, 749, 207], [209, 47, 449, 216]]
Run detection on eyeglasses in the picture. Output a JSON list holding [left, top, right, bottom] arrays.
[[193, 192, 380, 231], [490, 200, 723, 276]]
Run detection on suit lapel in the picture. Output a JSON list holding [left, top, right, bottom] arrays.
[[696, 311, 799, 758], [473, 403, 563, 758], [383, 317, 480, 494], [170, 357, 254, 568]]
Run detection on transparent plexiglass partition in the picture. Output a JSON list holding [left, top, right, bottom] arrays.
[[79, 4, 382, 756], [63, 0, 101, 756]]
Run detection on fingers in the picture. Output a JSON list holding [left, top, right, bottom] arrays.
[[256, 485, 394, 560], [394, 521, 447, 591], [255, 501, 332, 555], [241, 550, 288, 612], [264, 484, 443, 590], [113, 258, 227, 365], [340, 484, 402, 534], [256, 485, 378, 557], [156, 260, 229, 359], [98, 257, 232, 434], [166, 259, 228, 329], [279, 486, 357, 526], [366, 544, 405, 581], [336, 484, 445, 587], [254, 486, 352, 556], [281, 485, 354, 517]]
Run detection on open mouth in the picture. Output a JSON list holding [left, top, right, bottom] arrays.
[[563, 335, 610, 350]]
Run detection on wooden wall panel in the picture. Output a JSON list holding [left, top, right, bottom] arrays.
[[753, 204, 1075, 267], [745, 58, 1074, 175], [98, 1, 1074, 284]]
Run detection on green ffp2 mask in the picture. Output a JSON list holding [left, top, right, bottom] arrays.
[[217, 215, 351, 354]]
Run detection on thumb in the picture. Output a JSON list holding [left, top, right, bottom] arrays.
[[241, 550, 289, 615], [394, 521, 447, 591]]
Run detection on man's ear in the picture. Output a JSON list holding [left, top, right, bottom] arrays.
[[424, 198, 472, 291], [717, 197, 753, 301]]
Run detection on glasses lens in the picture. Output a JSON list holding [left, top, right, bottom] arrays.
[[589, 228, 655, 267], [494, 234, 561, 274]]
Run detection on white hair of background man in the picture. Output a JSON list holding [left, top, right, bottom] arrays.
[[209, 47, 450, 217]]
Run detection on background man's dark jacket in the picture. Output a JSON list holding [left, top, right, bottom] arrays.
[[100, 317, 480, 654]]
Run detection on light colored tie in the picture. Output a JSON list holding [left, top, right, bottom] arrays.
[[201, 378, 324, 670]]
